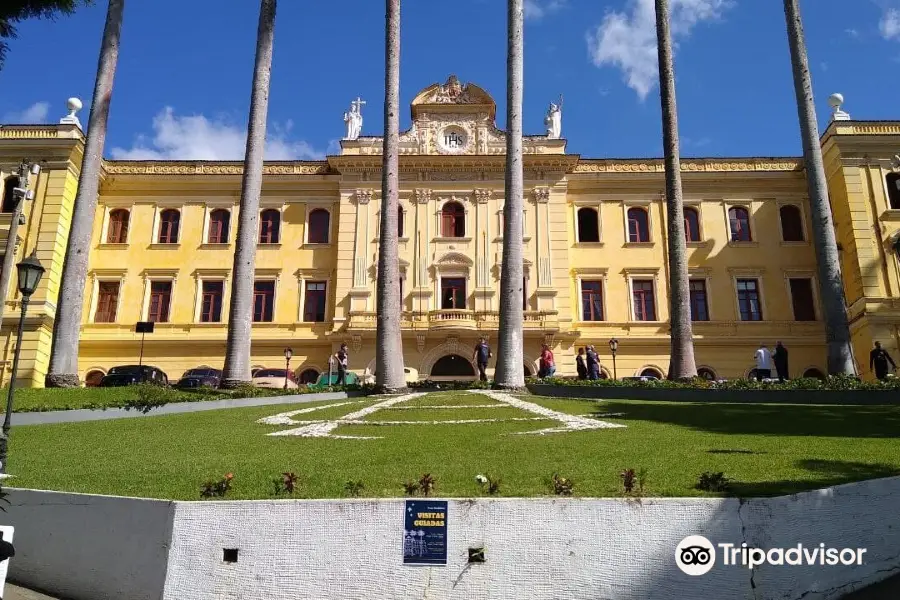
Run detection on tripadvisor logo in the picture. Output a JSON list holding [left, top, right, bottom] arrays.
[[675, 536, 867, 576]]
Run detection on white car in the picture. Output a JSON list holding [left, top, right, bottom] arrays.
[[364, 367, 419, 385], [251, 368, 299, 390]]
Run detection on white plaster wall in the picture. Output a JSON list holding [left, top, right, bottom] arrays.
[[5, 489, 174, 600], [5, 477, 900, 600]]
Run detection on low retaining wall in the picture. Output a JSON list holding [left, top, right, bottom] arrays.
[[6, 477, 900, 600], [527, 384, 900, 405]]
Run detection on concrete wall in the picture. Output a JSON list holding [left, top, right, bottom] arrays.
[[5, 477, 900, 600], [5, 489, 174, 600]]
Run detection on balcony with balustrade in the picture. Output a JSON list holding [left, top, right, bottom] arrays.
[[346, 309, 560, 334]]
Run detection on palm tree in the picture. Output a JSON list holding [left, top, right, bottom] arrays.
[[221, 0, 277, 387], [654, 0, 696, 380], [782, 0, 854, 375], [374, 0, 406, 393], [1, 0, 93, 69], [46, 0, 124, 387], [494, 0, 526, 390]]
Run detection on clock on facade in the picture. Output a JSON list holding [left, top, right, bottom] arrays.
[[439, 126, 469, 153]]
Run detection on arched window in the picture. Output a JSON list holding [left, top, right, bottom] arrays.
[[627, 207, 650, 243], [157, 209, 180, 244], [1, 176, 20, 213], [728, 207, 751, 242], [779, 205, 804, 242], [697, 367, 717, 381], [107, 209, 130, 244], [84, 369, 105, 387], [640, 367, 663, 379], [259, 209, 281, 244], [441, 201, 465, 238], [251, 366, 266, 377], [308, 208, 330, 244], [398, 206, 405, 238], [886, 173, 900, 210], [577, 207, 600, 242], [802, 368, 826, 380], [298, 368, 319, 384], [683, 207, 701, 242], [208, 209, 230, 244]]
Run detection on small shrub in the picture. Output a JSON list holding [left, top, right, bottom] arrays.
[[620, 468, 636, 494], [124, 384, 172, 414], [419, 473, 436, 497], [402, 480, 420, 496], [550, 473, 574, 496], [272, 472, 299, 496], [201, 473, 234, 498], [345, 480, 365, 497], [475, 474, 501, 495], [696, 471, 730, 492], [528, 374, 900, 392], [637, 467, 648, 496]]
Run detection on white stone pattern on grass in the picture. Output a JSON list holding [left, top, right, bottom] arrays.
[[258, 391, 625, 438], [472, 390, 626, 434]]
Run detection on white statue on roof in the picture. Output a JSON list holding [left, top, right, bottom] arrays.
[[545, 95, 563, 139], [343, 97, 366, 140]]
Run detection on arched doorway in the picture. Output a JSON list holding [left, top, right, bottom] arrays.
[[430, 354, 475, 378], [298, 369, 319, 384], [639, 367, 663, 380], [524, 363, 533, 378], [84, 370, 105, 387]]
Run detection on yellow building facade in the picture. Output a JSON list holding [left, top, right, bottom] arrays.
[[2, 77, 900, 387]]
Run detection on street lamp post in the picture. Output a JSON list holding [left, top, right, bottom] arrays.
[[283, 348, 293, 390], [608, 338, 619, 381], [0, 250, 45, 474]]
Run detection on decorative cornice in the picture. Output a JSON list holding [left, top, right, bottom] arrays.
[[533, 187, 550, 203], [103, 161, 332, 176], [355, 189, 373, 205], [474, 189, 492, 204], [572, 158, 804, 174], [414, 188, 433, 204]]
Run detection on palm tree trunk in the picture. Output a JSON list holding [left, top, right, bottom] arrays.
[[783, 0, 854, 375], [375, 0, 406, 393], [655, 0, 696, 380], [46, 0, 125, 388], [494, 0, 526, 390], [221, 0, 277, 387]]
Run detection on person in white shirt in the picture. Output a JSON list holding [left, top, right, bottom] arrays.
[[754, 343, 773, 381]]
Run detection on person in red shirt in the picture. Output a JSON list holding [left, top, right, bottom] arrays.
[[539, 344, 556, 379]]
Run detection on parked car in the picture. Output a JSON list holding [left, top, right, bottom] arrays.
[[308, 371, 360, 390], [251, 368, 299, 390], [175, 367, 222, 390], [363, 367, 419, 385], [100, 365, 169, 387]]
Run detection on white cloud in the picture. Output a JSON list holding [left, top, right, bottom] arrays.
[[2, 102, 50, 124], [587, 0, 731, 100], [525, 0, 567, 20], [881, 8, 900, 40], [110, 107, 325, 160]]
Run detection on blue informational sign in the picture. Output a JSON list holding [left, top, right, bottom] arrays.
[[403, 500, 448, 565]]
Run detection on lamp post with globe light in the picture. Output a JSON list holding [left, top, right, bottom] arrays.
[[608, 338, 619, 381], [0, 250, 45, 474], [283, 348, 293, 390]]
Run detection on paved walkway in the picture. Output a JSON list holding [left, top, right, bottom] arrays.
[[6, 584, 59, 600], [3, 391, 361, 426]]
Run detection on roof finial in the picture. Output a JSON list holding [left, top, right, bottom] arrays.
[[59, 97, 83, 128], [828, 93, 850, 122]]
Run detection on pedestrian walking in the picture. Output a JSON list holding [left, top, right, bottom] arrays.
[[586, 345, 600, 380], [334, 343, 349, 386], [473, 337, 492, 382], [773, 341, 789, 382], [576, 348, 587, 380], [870, 341, 897, 381], [754, 343, 772, 381], [539, 344, 556, 379]]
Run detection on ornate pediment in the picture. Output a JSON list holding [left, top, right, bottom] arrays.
[[434, 251, 474, 267]]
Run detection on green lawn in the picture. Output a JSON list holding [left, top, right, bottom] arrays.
[[7, 385, 301, 413], [8, 391, 900, 500]]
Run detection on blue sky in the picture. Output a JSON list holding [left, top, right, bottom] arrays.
[[1, 0, 899, 160]]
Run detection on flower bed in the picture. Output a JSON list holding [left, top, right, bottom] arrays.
[[527, 376, 900, 405]]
